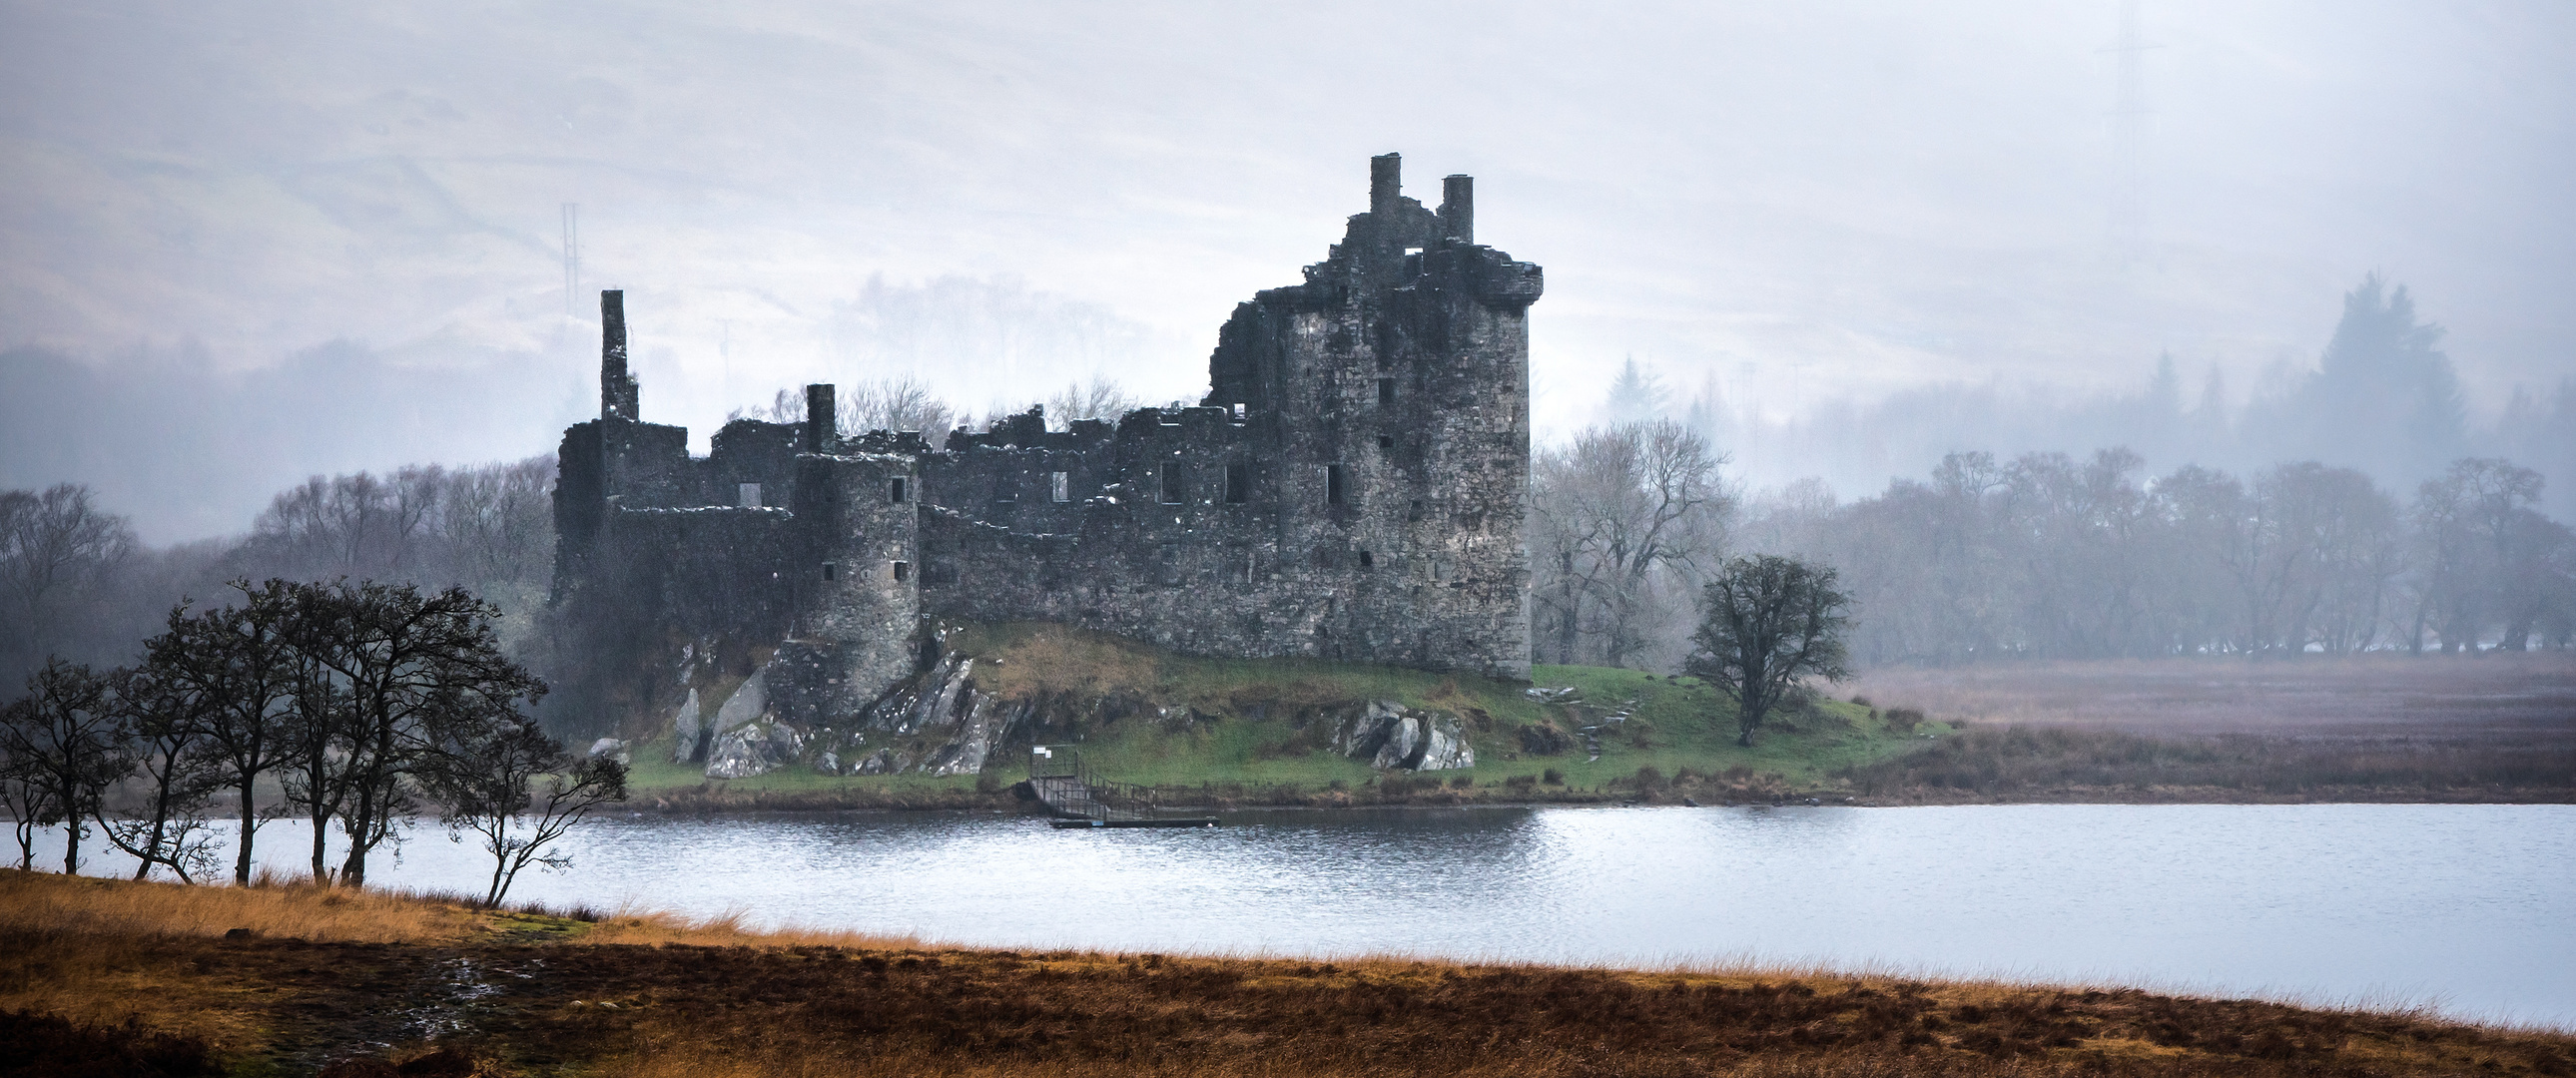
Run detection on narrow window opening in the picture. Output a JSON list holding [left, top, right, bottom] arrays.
[[1050, 471, 1070, 502], [1377, 434, 1394, 449], [892, 560, 910, 582], [1230, 402, 1246, 420], [738, 482, 762, 508], [821, 561, 836, 581], [1159, 463, 1184, 504], [1377, 377, 1396, 404], [1224, 462, 1249, 503], [1358, 550, 1375, 569], [1157, 542, 1181, 586], [888, 477, 908, 503], [1327, 463, 1347, 505]]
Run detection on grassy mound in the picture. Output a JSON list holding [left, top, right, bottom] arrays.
[[622, 622, 1951, 808]]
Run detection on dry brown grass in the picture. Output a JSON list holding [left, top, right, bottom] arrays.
[[6, 870, 2572, 1077], [1836, 654, 2576, 803], [1844, 652, 2576, 739], [961, 623, 1163, 703], [0, 868, 489, 944]]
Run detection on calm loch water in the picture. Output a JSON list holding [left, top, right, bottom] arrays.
[[46, 804, 2576, 1027]]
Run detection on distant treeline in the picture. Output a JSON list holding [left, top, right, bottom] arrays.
[[1743, 452, 2566, 665], [1, 457, 552, 682]]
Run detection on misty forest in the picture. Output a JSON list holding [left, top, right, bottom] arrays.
[[8, 274, 2567, 687]]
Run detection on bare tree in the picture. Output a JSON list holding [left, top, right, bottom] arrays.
[[1687, 555, 1853, 746], [1529, 420, 1730, 670], [425, 718, 624, 907], [0, 484, 138, 671], [0, 659, 124, 873], [144, 581, 299, 884], [97, 663, 226, 882]]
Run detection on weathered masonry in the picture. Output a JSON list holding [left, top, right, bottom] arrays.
[[548, 153, 1542, 733]]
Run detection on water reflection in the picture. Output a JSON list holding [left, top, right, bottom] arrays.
[[31, 804, 2575, 1027]]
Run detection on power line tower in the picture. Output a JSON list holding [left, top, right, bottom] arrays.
[[2105, 0, 2157, 260], [561, 203, 581, 316]]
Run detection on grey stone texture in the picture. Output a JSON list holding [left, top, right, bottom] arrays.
[[546, 154, 1540, 740]]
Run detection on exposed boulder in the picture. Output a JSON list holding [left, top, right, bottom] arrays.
[[671, 688, 704, 763], [1335, 700, 1475, 772], [706, 719, 802, 780], [586, 738, 631, 766], [712, 672, 766, 735]]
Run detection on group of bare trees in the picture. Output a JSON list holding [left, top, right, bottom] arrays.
[[1743, 451, 2573, 664], [1, 458, 554, 687], [0, 580, 622, 905], [1530, 419, 1734, 671], [236, 457, 554, 604], [734, 375, 964, 443], [739, 374, 1143, 441]]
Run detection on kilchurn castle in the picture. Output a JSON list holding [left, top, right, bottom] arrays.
[[547, 154, 1543, 735]]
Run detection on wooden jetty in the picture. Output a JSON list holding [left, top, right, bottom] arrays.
[[1027, 747, 1220, 828]]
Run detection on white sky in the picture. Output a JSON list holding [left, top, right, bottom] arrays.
[[4, 0, 2572, 536]]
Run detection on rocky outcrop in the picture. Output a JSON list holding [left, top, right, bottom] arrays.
[[756, 652, 1040, 778], [587, 738, 632, 766], [706, 719, 803, 780], [1334, 701, 1475, 772]]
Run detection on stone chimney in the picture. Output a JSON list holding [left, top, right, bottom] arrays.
[[600, 289, 639, 420], [1369, 153, 1402, 219], [803, 383, 837, 453], [1440, 174, 1474, 244]]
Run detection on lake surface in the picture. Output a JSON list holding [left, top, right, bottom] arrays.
[[37, 804, 2576, 1028]]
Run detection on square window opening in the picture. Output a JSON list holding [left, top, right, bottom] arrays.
[[738, 482, 762, 508], [1358, 550, 1374, 568], [1231, 402, 1246, 420], [821, 561, 836, 581], [1327, 463, 1347, 505], [1224, 462, 1249, 503], [1050, 471, 1071, 502], [892, 560, 910, 583], [1377, 377, 1396, 404], [1377, 434, 1394, 449]]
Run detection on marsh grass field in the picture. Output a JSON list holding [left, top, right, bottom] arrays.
[[6, 870, 2573, 1077], [1839, 652, 2576, 803]]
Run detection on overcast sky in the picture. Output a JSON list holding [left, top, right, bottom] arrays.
[[5, 0, 2573, 540]]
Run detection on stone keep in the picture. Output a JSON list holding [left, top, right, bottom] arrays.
[[548, 154, 1542, 731]]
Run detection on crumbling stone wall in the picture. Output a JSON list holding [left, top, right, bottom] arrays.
[[546, 152, 1539, 738]]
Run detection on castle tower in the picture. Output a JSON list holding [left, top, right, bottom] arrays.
[[1201, 153, 1542, 679]]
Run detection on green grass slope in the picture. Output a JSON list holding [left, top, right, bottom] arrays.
[[625, 623, 1951, 808]]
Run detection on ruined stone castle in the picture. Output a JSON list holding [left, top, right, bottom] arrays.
[[548, 154, 1543, 738]]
